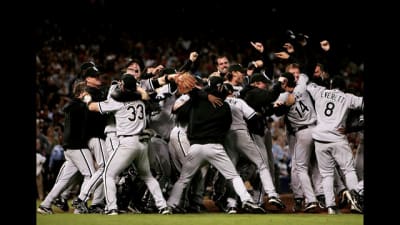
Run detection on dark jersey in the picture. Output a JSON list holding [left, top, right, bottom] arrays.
[[186, 89, 232, 145], [62, 98, 89, 149], [86, 86, 108, 139]]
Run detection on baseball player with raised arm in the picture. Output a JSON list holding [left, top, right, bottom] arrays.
[[306, 76, 363, 214], [85, 74, 171, 215]]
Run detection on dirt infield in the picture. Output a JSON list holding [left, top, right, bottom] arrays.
[[202, 193, 353, 214]]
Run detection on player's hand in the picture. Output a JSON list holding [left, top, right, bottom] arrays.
[[274, 100, 284, 107], [320, 40, 330, 51], [283, 43, 294, 53], [137, 86, 150, 100], [208, 94, 223, 108], [189, 51, 199, 62], [337, 127, 346, 134], [82, 93, 92, 104], [250, 41, 264, 53], [274, 51, 290, 59]]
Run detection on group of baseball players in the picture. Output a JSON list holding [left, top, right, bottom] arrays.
[[37, 31, 364, 216]]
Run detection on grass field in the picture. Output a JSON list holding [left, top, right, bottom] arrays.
[[36, 196, 363, 225], [37, 213, 363, 225]]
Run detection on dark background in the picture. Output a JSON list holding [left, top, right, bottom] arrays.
[[33, 0, 367, 64]]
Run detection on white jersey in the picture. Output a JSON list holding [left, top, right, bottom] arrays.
[[232, 85, 243, 98], [225, 96, 256, 130], [98, 97, 146, 137], [282, 74, 317, 129], [139, 78, 155, 93], [307, 82, 363, 142]]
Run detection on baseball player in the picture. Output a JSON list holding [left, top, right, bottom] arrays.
[[168, 79, 210, 213], [37, 81, 94, 214], [167, 75, 265, 214], [85, 74, 171, 215], [306, 76, 363, 214], [239, 73, 285, 209], [72, 64, 109, 214], [274, 71, 320, 212], [223, 82, 284, 213]]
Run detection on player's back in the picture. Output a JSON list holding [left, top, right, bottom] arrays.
[[307, 83, 363, 142]]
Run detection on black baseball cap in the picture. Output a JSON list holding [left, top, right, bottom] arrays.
[[121, 74, 137, 92], [280, 72, 296, 87], [228, 64, 246, 73], [250, 73, 270, 83], [208, 76, 224, 89], [83, 66, 101, 78]]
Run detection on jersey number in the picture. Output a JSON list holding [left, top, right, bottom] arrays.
[[324, 102, 335, 117], [295, 100, 309, 118], [127, 105, 144, 121]]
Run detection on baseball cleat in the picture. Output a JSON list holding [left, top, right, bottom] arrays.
[[242, 201, 266, 213], [37, 205, 54, 214]]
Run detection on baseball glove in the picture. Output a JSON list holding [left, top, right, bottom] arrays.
[[175, 72, 196, 94]]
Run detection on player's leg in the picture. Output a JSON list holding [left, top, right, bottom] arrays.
[[134, 137, 169, 212], [167, 144, 204, 209], [314, 141, 337, 210], [293, 128, 318, 211], [78, 138, 108, 204]]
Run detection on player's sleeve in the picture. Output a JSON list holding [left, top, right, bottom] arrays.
[[98, 98, 123, 114], [276, 92, 288, 102], [172, 94, 190, 113], [140, 79, 155, 92], [306, 82, 325, 100], [107, 83, 118, 99], [346, 93, 364, 111], [296, 74, 308, 91], [239, 98, 256, 120]]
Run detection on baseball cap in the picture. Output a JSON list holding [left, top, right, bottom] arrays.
[[250, 73, 269, 83], [125, 57, 145, 71], [83, 66, 101, 78], [208, 75, 224, 89], [228, 64, 246, 73], [80, 61, 96, 71], [280, 72, 296, 87], [121, 74, 137, 92]]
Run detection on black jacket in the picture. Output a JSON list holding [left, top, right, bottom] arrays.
[[186, 88, 232, 145], [62, 98, 89, 149]]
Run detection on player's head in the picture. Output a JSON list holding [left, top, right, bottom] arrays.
[[223, 82, 234, 96], [285, 63, 301, 82], [120, 73, 137, 92], [250, 73, 270, 89], [227, 64, 245, 84], [215, 55, 230, 74], [280, 72, 296, 88], [207, 76, 229, 99], [123, 58, 144, 80], [330, 76, 346, 91], [72, 81, 87, 98], [81, 62, 103, 87]]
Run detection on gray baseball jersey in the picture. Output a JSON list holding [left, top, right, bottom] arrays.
[[98, 97, 168, 212], [306, 82, 363, 208], [278, 74, 319, 205], [307, 83, 363, 142], [224, 96, 280, 207], [98, 98, 146, 136]]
